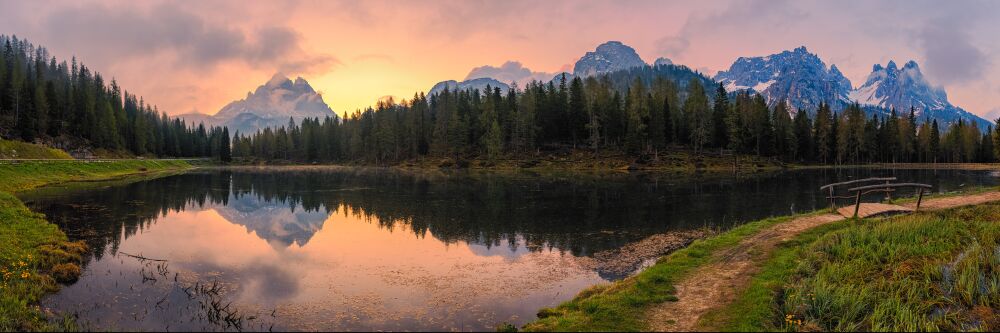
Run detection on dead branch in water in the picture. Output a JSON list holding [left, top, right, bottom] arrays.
[[118, 251, 169, 262]]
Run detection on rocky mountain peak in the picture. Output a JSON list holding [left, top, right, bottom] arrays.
[[181, 73, 336, 136], [849, 59, 989, 129], [573, 41, 647, 77], [714, 46, 851, 114]]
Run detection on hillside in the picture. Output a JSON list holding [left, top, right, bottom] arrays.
[[0, 139, 72, 159]]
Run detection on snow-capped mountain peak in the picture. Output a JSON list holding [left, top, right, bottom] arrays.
[[847, 59, 990, 129], [714, 46, 852, 113], [180, 73, 336, 135]]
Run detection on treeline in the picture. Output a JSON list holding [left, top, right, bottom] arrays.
[[233, 65, 998, 165], [0, 35, 231, 160]]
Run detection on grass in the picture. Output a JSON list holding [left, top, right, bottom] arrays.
[[0, 159, 191, 193], [0, 192, 84, 331], [0, 159, 193, 331], [705, 203, 1000, 332], [696, 222, 850, 331], [522, 212, 822, 332], [0, 140, 72, 160]]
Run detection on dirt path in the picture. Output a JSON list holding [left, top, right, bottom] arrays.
[[903, 191, 1000, 210], [646, 191, 1000, 332]]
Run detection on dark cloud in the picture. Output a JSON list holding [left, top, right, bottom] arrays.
[[464, 61, 553, 84], [916, 17, 988, 85], [655, 0, 805, 57], [40, 2, 336, 74]]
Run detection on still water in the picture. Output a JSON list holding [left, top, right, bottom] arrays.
[[19, 167, 999, 331]]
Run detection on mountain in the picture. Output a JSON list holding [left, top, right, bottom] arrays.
[[214, 194, 329, 249], [714, 46, 852, 114], [573, 41, 647, 77], [849, 60, 991, 129], [179, 73, 336, 135], [427, 77, 510, 96], [653, 57, 673, 67]]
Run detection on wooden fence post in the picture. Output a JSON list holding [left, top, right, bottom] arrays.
[[916, 188, 925, 211], [853, 191, 862, 218]]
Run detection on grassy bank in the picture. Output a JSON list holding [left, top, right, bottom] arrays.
[[524, 195, 1000, 332], [0, 159, 193, 331], [708, 203, 999, 332], [0, 160, 192, 193], [0, 140, 72, 160], [522, 212, 822, 332]]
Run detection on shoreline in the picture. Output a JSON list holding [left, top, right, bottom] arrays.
[[0, 160, 193, 331], [523, 189, 1000, 332]]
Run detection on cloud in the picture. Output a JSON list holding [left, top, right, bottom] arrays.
[[915, 16, 989, 86], [654, 0, 806, 57], [984, 107, 1000, 122], [41, 2, 337, 75], [464, 61, 553, 85]]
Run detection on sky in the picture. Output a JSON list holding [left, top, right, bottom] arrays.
[[2, 0, 999, 119]]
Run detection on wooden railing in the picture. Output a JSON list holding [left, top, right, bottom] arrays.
[[820, 177, 897, 209], [846, 183, 933, 218], [821, 177, 934, 218]]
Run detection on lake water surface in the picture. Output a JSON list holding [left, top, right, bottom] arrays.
[[19, 167, 999, 331]]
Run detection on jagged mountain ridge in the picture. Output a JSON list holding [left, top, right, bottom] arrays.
[[714, 46, 852, 114], [180, 73, 337, 135], [714, 46, 990, 129], [849, 60, 990, 129]]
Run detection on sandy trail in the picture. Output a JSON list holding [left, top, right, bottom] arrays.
[[647, 191, 1000, 332]]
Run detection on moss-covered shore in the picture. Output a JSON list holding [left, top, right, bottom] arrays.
[[0, 160, 192, 331]]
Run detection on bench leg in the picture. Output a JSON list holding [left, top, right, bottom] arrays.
[[853, 191, 862, 218], [916, 188, 924, 211]]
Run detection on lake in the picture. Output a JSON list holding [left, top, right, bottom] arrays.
[[18, 167, 999, 331]]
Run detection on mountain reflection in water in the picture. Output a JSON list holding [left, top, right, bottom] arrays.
[[19, 167, 998, 331]]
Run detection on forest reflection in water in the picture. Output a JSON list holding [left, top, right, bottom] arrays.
[[20, 167, 998, 331]]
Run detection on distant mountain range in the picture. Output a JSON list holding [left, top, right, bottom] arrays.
[[201, 41, 991, 135], [713, 46, 990, 129], [180, 73, 337, 135]]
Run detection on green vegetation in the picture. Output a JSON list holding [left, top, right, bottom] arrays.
[[522, 213, 819, 332], [697, 222, 850, 331], [0, 140, 71, 159], [0, 192, 84, 331], [0, 159, 192, 331], [0, 159, 191, 193], [703, 203, 1000, 332], [526, 195, 1000, 332]]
